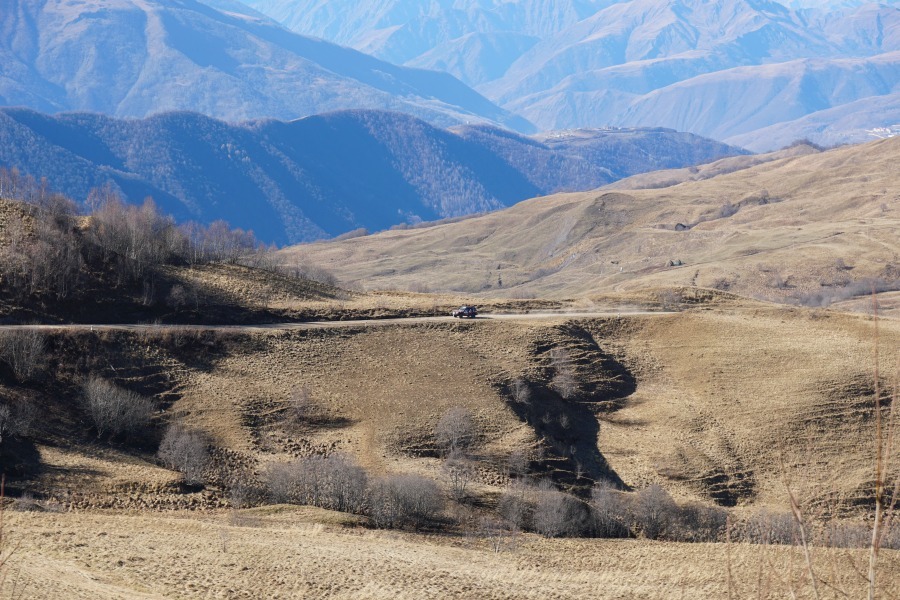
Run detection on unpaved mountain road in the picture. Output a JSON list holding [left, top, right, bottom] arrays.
[[0, 311, 674, 333]]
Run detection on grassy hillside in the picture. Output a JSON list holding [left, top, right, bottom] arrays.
[[286, 137, 900, 310], [3, 136, 899, 599]]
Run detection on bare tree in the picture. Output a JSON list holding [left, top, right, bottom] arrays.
[[476, 516, 519, 553], [158, 424, 210, 485], [82, 377, 154, 439], [443, 456, 475, 501], [0, 330, 45, 382], [435, 406, 476, 457]]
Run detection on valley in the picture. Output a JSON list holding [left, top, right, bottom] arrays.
[[1, 136, 898, 598], [1, 1, 898, 598]]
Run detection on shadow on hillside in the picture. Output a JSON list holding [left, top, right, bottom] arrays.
[[502, 323, 640, 495]]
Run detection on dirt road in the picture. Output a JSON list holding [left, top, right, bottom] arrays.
[[0, 310, 673, 333]]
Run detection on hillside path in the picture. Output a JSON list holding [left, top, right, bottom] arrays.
[[0, 311, 673, 333]]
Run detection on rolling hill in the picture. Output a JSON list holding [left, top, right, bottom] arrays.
[[0, 107, 744, 244], [285, 136, 900, 306], [0, 0, 528, 131]]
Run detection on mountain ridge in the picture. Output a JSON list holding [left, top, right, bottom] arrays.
[[243, 0, 900, 149], [0, 0, 531, 132], [0, 107, 745, 244]]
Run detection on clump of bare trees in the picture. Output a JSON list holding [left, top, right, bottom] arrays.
[[0, 330, 45, 382], [264, 454, 368, 514], [259, 455, 445, 531], [0, 195, 82, 301], [82, 376, 154, 439], [157, 424, 211, 485], [532, 480, 591, 538], [368, 474, 443, 530]]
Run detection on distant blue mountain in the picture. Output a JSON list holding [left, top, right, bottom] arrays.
[[0, 0, 529, 132], [244, 0, 900, 150], [0, 108, 745, 244]]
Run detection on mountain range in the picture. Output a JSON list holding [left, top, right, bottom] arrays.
[[0, 0, 528, 131], [242, 0, 900, 150], [0, 107, 743, 244]]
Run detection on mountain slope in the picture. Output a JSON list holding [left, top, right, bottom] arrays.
[[0, 107, 744, 244], [483, 0, 900, 140], [286, 137, 900, 303], [0, 0, 528, 131], [246, 0, 900, 148]]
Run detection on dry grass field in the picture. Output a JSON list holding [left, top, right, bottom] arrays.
[[286, 137, 899, 306], [3, 507, 899, 599], [2, 137, 899, 598]]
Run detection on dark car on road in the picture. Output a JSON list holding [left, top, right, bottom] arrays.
[[451, 305, 478, 318]]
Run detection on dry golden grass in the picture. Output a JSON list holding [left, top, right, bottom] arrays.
[[15, 304, 895, 518], [5, 508, 899, 599], [284, 137, 899, 304]]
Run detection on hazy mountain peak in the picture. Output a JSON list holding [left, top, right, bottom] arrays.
[[0, 0, 531, 131]]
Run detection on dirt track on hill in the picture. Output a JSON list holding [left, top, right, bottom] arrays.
[[0, 310, 674, 332]]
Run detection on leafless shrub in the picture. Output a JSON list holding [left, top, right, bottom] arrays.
[[264, 461, 297, 504], [264, 454, 368, 514], [497, 482, 530, 530], [274, 263, 339, 287], [590, 481, 631, 538], [508, 378, 531, 405], [476, 516, 520, 553], [549, 348, 579, 399], [632, 484, 679, 540], [368, 474, 443, 530], [767, 269, 790, 290], [739, 508, 799, 545], [157, 424, 210, 485], [0, 399, 36, 445], [435, 406, 476, 457], [0, 330, 46, 382], [532, 482, 590, 538], [507, 450, 529, 479], [82, 376, 154, 439], [711, 277, 733, 291], [281, 387, 325, 430], [820, 521, 872, 549], [332, 228, 369, 241], [674, 502, 727, 542], [225, 468, 265, 509], [658, 289, 684, 311], [165, 285, 191, 313]]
